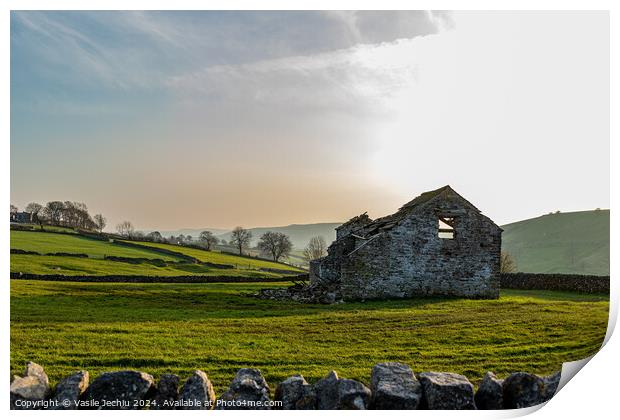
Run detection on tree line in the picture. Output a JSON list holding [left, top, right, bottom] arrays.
[[11, 203, 329, 264], [11, 201, 106, 232]]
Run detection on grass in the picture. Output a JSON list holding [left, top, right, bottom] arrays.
[[502, 210, 610, 275], [10, 230, 301, 278], [125, 240, 305, 272], [13, 224, 79, 234], [9, 254, 283, 277], [10, 281, 608, 394], [11, 230, 179, 261]]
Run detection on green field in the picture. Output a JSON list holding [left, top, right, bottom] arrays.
[[10, 280, 608, 394], [10, 230, 303, 278], [502, 210, 610, 275], [125, 240, 304, 272], [11, 231, 179, 260], [9, 255, 283, 277]]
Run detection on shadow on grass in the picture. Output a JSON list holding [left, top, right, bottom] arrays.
[[11, 281, 609, 324]]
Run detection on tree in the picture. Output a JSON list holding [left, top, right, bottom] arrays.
[[10, 204, 18, 213], [258, 231, 293, 262], [25, 202, 44, 226], [303, 236, 327, 262], [44, 201, 65, 225], [116, 221, 134, 238], [230, 226, 252, 255], [186, 235, 193, 243], [93, 214, 107, 233], [25, 202, 42, 215], [199, 231, 219, 251], [147, 231, 163, 242], [500, 251, 517, 273]]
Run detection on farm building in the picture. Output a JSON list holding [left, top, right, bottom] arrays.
[[10, 211, 34, 224], [309, 185, 502, 300]]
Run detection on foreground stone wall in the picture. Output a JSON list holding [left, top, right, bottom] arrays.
[[501, 273, 610, 294], [10, 362, 560, 410]]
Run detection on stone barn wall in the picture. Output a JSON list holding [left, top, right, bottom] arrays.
[[338, 196, 501, 300]]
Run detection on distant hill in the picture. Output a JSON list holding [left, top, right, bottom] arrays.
[[218, 223, 340, 249], [501, 210, 609, 276], [151, 227, 230, 238]]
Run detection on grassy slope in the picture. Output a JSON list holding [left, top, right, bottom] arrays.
[[9, 255, 282, 277], [502, 210, 610, 275], [11, 281, 608, 394], [11, 231, 178, 260], [126, 240, 304, 272], [10, 231, 289, 278]]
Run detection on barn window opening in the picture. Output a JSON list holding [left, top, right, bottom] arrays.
[[438, 216, 455, 239]]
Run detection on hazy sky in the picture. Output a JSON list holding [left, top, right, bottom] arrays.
[[10, 11, 609, 230]]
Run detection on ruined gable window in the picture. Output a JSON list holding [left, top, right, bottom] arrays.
[[438, 216, 455, 239]]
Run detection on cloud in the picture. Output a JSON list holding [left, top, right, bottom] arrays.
[[11, 11, 453, 93], [166, 38, 433, 119], [323, 10, 454, 44]]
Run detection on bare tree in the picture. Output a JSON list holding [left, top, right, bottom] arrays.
[[25, 202, 44, 226], [93, 214, 107, 233], [10, 204, 18, 213], [230, 226, 252, 255], [116, 221, 135, 238], [500, 251, 517, 273], [44, 201, 65, 225], [25, 202, 42, 215], [303, 236, 327, 262], [258, 231, 293, 262], [199, 231, 219, 251]]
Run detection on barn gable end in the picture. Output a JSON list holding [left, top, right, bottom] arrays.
[[309, 185, 501, 300]]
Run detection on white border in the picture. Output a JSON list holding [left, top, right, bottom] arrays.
[[3, 1, 616, 418]]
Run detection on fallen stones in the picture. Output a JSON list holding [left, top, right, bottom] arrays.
[[52, 370, 89, 409], [274, 375, 316, 409], [313, 370, 371, 409], [79, 370, 155, 410], [418, 372, 476, 409], [474, 372, 503, 409], [178, 370, 216, 410], [217, 368, 271, 410], [152, 373, 180, 410], [10, 362, 51, 410], [502, 372, 546, 409], [370, 362, 422, 409]]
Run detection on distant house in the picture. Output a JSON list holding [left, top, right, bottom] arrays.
[[309, 186, 502, 300], [10, 211, 34, 224]]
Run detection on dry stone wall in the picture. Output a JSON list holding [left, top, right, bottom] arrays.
[[11, 272, 306, 284], [10, 362, 560, 410], [501, 273, 609, 294]]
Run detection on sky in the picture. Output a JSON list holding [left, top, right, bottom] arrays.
[[10, 11, 609, 231]]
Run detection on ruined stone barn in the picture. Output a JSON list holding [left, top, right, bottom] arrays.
[[309, 186, 502, 300]]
